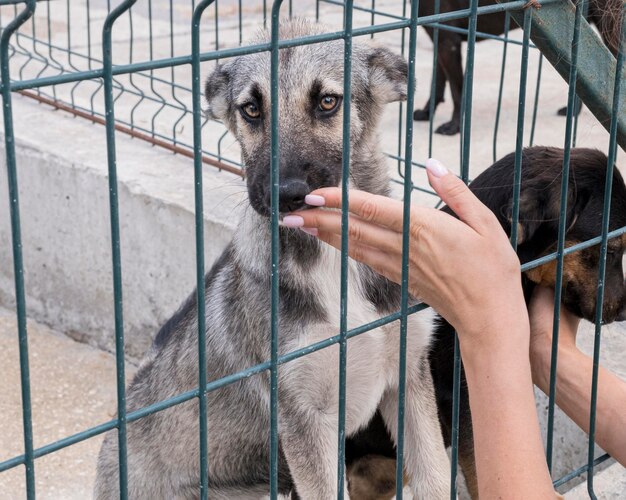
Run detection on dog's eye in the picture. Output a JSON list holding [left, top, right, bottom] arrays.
[[241, 102, 261, 120], [318, 95, 341, 114]]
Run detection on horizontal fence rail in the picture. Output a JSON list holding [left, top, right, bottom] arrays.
[[1, 0, 625, 498]]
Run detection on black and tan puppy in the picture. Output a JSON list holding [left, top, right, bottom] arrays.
[[414, 0, 623, 135], [346, 146, 626, 499]]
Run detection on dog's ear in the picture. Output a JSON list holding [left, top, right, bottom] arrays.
[[366, 46, 409, 103], [507, 185, 590, 245], [204, 63, 231, 120]]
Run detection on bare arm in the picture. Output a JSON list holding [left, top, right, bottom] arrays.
[[529, 287, 626, 466], [286, 159, 556, 498]]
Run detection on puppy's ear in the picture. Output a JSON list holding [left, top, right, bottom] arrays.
[[508, 185, 589, 245], [366, 46, 409, 103], [204, 63, 231, 120]]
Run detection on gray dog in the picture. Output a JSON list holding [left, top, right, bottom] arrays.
[[95, 19, 450, 499]]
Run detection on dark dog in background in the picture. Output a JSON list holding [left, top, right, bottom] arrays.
[[346, 146, 626, 499], [414, 0, 624, 135]]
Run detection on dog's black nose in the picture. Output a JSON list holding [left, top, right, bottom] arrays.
[[278, 179, 309, 213], [616, 306, 626, 322]]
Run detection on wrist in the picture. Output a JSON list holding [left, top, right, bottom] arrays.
[[530, 335, 579, 390], [457, 301, 530, 356]]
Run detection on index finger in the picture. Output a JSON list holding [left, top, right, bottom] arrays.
[[306, 187, 407, 233]]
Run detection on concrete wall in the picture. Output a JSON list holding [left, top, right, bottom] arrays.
[[0, 95, 243, 359]]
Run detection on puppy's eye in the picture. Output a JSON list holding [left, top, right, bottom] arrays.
[[241, 102, 261, 120], [318, 95, 342, 115]]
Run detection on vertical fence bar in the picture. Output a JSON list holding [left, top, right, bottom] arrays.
[[546, 0, 584, 473], [571, 0, 589, 149], [492, 12, 510, 163], [269, 2, 284, 496], [337, 1, 353, 498], [395, 0, 407, 181], [191, 2, 215, 498], [510, 9, 532, 250], [449, 1, 479, 497], [101, 1, 137, 497], [427, 0, 440, 158], [587, 9, 625, 498], [529, 53, 543, 147], [0, 2, 37, 498], [395, 2, 419, 498]]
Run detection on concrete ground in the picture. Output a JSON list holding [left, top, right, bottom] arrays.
[[0, 308, 136, 499]]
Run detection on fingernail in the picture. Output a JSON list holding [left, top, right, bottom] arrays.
[[425, 158, 448, 178], [305, 194, 325, 206], [300, 227, 318, 236], [282, 215, 304, 228]]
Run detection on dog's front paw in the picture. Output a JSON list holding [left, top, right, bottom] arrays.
[[557, 100, 582, 116], [435, 120, 460, 135], [413, 108, 431, 121]]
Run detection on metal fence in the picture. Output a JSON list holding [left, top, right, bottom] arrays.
[[0, 0, 624, 499]]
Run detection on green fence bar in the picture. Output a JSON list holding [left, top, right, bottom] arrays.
[[450, 0, 479, 497], [101, 1, 137, 497], [587, 8, 625, 498], [510, 8, 532, 251], [395, 2, 420, 498], [191, 2, 215, 499], [545, 0, 584, 474], [1, 2, 37, 498], [269, 2, 283, 496], [428, 0, 440, 158], [337, 1, 353, 498]]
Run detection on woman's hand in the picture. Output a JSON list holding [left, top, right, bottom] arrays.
[[283, 159, 527, 354]]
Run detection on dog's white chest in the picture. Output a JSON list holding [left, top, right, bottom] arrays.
[[309, 245, 379, 330]]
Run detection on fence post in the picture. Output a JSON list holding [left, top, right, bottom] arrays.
[[0, 2, 37, 497], [101, 1, 137, 498]]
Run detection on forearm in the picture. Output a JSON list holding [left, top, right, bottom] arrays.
[[531, 342, 626, 465], [461, 319, 555, 499]]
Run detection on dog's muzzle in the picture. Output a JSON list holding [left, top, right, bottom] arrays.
[[276, 178, 310, 213]]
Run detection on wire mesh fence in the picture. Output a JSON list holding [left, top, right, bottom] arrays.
[[0, 0, 624, 498]]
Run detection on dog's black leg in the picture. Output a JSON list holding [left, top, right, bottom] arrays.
[[435, 35, 463, 135], [414, 60, 447, 121], [557, 97, 583, 116]]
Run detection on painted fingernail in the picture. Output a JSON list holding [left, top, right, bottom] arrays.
[[305, 194, 325, 206], [425, 158, 448, 178], [282, 215, 304, 228], [300, 227, 319, 236]]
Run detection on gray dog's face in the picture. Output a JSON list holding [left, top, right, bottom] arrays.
[[205, 20, 408, 216]]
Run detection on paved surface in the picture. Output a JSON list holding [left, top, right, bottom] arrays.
[[0, 308, 136, 499]]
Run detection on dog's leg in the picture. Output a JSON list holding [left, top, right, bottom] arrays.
[[279, 407, 349, 499], [436, 35, 463, 136], [380, 368, 450, 499], [278, 353, 351, 500], [557, 98, 583, 117], [413, 60, 446, 121]]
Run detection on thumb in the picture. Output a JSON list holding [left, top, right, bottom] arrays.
[[425, 158, 498, 234]]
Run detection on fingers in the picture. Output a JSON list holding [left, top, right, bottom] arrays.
[[425, 158, 500, 236], [304, 188, 407, 234], [287, 208, 404, 256], [315, 229, 403, 286]]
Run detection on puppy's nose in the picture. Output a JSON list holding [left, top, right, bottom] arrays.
[[278, 179, 309, 213], [616, 306, 626, 322]]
